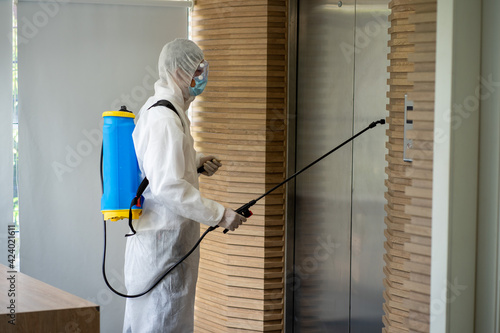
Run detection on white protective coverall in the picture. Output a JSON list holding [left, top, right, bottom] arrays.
[[123, 39, 225, 333]]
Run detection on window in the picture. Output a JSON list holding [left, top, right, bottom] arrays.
[[12, 1, 19, 269]]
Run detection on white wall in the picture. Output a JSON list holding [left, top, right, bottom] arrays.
[[17, 1, 188, 331], [432, 0, 481, 332], [0, 0, 13, 268], [475, 0, 500, 331]]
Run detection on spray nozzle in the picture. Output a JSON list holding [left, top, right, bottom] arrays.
[[369, 118, 386, 128], [119, 105, 133, 113]]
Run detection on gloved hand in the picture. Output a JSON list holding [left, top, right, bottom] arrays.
[[199, 155, 222, 176], [218, 208, 247, 231]]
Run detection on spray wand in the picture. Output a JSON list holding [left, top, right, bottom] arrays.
[[214, 118, 386, 233], [103, 118, 385, 298]]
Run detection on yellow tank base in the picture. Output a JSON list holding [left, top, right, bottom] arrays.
[[102, 209, 142, 222]]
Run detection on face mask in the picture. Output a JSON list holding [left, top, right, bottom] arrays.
[[189, 60, 209, 96], [189, 76, 208, 96]]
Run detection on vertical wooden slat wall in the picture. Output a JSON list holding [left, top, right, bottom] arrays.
[[383, 1, 415, 331], [384, 0, 436, 332], [404, 1, 436, 331], [191, 1, 287, 332]]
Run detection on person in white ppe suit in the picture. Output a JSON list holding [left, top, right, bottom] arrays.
[[123, 38, 246, 333]]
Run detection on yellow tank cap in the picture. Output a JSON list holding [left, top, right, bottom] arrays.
[[102, 209, 142, 222], [102, 111, 136, 119]]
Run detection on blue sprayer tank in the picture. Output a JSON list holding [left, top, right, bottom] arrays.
[[101, 106, 142, 221]]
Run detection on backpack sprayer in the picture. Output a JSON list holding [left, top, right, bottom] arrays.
[[100, 102, 385, 298]]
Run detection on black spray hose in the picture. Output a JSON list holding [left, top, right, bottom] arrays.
[[101, 118, 385, 298], [102, 220, 216, 298]]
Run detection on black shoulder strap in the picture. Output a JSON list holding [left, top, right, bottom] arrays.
[[126, 100, 181, 237], [148, 99, 182, 121], [126, 177, 149, 237], [148, 99, 184, 128]]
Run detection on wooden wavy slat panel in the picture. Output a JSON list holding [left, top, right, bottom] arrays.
[[383, 0, 415, 331], [384, 0, 437, 330], [402, 1, 437, 331], [192, 1, 287, 332]]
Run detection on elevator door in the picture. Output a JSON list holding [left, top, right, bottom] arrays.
[[292, 0, 389, 332]]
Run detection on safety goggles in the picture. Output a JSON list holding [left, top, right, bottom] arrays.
[[193, 60, 209, 82]]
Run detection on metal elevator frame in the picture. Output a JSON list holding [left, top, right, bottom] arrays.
[[284, 1, 390, 331]]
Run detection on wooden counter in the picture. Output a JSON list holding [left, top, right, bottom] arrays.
[[0, 264, 99, 332]]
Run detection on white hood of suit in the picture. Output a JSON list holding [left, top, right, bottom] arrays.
[[153, 38, 204, 112]]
